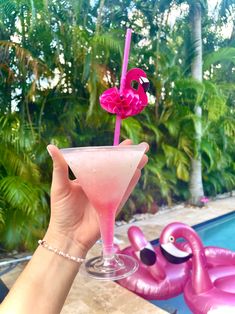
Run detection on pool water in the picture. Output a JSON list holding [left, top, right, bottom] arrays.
[[150, 212, 235, 314], [195, 212, 235, 250]]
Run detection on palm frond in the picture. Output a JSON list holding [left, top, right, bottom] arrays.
[[201, 139, 216, 171], [142, 121, 163, 142], [0, 41, 50, 78], [0, 145, 40, 180], [122, 117, 143, 143], [162, 143, 190, 181], [203, 171, 224, 195], [0, 203, 47, 250], [174, 78, 205, 105], [178, 135, 194, 158], [93, 32, 122, 56], [0, 176, 44, 214], [204, 47, 235, 70], [219, 0, 235, 19], [222, 116, 235, 137], [202, 81, 227, 121]]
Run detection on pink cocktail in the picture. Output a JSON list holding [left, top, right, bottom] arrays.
[[60, 145, 145, 280]]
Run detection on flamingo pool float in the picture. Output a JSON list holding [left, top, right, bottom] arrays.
[[116, 226, 190, 300], [160, 222, 235, 313], [176, 240, 235, 268]]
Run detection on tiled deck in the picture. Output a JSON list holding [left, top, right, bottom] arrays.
[[2, 197, 235, 313]]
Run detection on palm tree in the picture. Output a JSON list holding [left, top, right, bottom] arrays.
[[173, 0, 235, 204], [188, 1, 205, 205]]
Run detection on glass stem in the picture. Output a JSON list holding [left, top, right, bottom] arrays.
[[98, 209, 116, 261]]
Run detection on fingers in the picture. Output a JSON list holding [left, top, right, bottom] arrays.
[[119, 139, 133, 146], [138, 142, 149, 169], [118, 169, 141, 213], [139, 142, 149, 153], [138, 154, 148, 170], [119, 139, 149, 169], [119, 139, 149, 153], [117, 141, 148, 214], [47, 144, 69, 185]]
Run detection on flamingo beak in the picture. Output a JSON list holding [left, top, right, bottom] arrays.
[[139, 76, 150, 92], [160, 243, 192, 264], [136, 243, 157, 266]]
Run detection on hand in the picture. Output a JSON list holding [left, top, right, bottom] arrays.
[[45, 140, 149, 256]]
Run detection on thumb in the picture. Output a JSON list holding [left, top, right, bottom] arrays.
[[47, 144, 69, 185]]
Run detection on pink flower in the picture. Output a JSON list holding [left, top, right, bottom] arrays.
[[200, 197, 209, 204], [99, 68, 149, 120], [100, 87, 147, 119]]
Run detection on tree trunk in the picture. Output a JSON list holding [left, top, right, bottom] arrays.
[[189, 2, 204, 205]]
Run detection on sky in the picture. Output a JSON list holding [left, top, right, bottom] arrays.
[[208, 0, 221, 13], [169, 0, 233, 39]]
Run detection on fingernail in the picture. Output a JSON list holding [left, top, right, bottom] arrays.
[[47, 145, 53, 157]]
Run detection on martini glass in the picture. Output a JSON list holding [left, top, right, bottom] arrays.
[[60, 145, 145, 280]]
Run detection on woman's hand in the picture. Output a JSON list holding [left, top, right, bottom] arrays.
[[45, 139, 149, 256]]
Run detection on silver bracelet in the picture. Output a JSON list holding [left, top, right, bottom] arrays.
[[38, 239, 85, 263]]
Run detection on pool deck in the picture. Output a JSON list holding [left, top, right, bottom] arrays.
[[2, 196, 235, 314]]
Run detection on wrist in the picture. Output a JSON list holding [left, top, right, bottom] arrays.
[[43, 229, 88, 260]]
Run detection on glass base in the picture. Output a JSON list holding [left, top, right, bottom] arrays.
[[85, 253, 139, 281]]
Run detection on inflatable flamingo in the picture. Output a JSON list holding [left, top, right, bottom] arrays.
[[116, 226, 190, 300], [176, 240, 235, 268], [100, 68, 149, 119], [160, 222, 235, 313]]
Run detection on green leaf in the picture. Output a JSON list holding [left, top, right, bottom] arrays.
[[0, 176, 42, 214], [204, 48, 235, 70], [177, 163, 189, 181], [162, 144, 190, 181], [122, 118, 143, 143]]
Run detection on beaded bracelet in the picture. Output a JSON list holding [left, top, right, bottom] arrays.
[[38, 239, 85, 263]]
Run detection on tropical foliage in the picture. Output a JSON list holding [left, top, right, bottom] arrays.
[[0, 0, 235, 249]]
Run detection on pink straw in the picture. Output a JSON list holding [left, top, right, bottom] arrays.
[[113, 28, 132, 146]]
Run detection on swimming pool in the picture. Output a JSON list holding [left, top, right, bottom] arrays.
[[150, 211, 235, 314]]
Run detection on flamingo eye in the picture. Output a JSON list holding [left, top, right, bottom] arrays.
[[169, 236, 175, 243], [131, 80, 139, 90]]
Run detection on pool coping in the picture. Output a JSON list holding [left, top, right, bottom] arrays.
[[151, 209, 235, 246]]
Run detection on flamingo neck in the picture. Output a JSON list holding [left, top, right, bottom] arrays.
[[191, 249, 213, 294], [149, 262, 166, 281], [177, 225, 213, 294], [137, 85, 145, 98]]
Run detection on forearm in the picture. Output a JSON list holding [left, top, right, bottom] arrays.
[[0, 231, 87, 314]]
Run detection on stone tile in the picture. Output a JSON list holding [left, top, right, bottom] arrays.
[[62, 300, 92, 314], [3, 197, 235, 314], [2, 264, 25, 288]]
